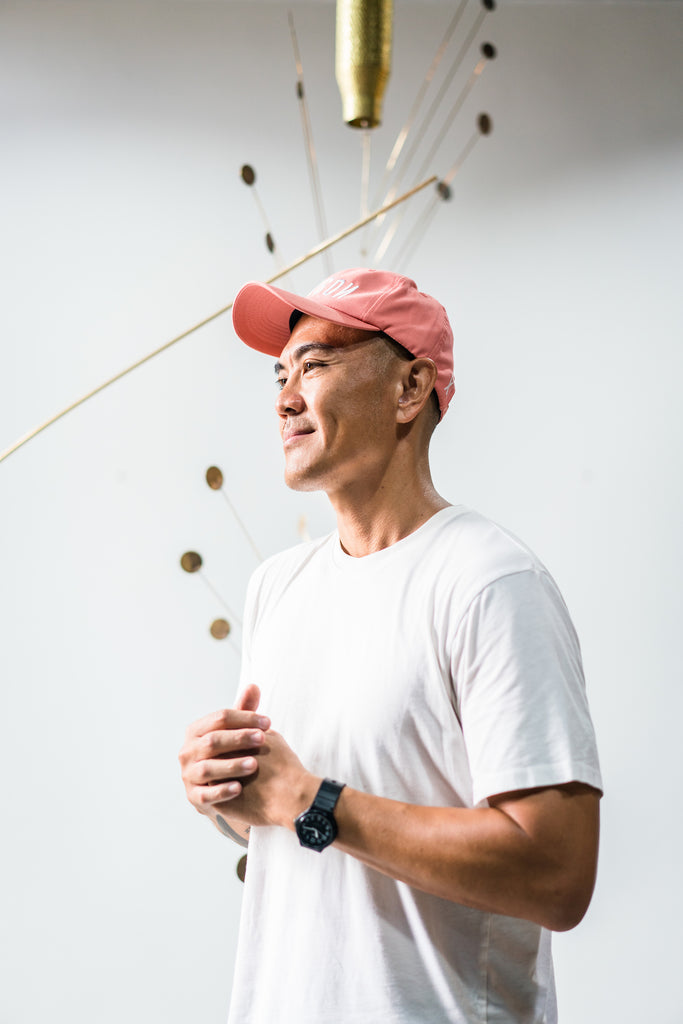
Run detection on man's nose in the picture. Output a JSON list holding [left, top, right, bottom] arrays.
[[276, 379, 305, 416]]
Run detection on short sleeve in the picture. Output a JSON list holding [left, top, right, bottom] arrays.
[[451, 569, 602, 806]]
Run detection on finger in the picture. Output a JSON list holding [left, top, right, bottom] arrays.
[[184, 706, 270, 741], [193, 727, 267, 761], [193, 779, 243, 808], [235, 683, 261, 713], [179, 724, 266, 768], [189, 753, 259, 787]]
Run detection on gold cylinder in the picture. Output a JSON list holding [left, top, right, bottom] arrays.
[[336, 0, 393, 129]]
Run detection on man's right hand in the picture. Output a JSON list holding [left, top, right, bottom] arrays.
[[178, 684, 270, 821]]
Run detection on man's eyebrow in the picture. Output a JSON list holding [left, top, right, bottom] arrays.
[[274, 343, 337, 375]]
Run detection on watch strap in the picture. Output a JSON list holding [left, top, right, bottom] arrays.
[[311, 778, 346, 814]]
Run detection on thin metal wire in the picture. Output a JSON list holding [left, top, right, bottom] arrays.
[[368, 3, 488, 252], [389, 5, 487, 194], [411, 51, 490, 189], [373, 207, 404, 263], [360, 129, 372, 220], [289, 13, 332, 276], [199, 570, 243, 630], [394, 128, 483, 272], [372, 0, 468, 208], [357, 128, 374, 259], [219, 487, 263, 564], [440, 124, 485, 190], [394, 199, 441, 275], [250, 184, 290, 275], [0, 174, 436, 467]]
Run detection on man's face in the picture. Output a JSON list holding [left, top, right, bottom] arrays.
[[274, 315, 402, 495]]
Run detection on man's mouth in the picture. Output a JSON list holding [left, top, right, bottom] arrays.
[[282, 427, 315, 446]]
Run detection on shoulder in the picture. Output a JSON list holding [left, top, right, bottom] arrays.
[[245, 533, 334, 612], [427, 506, 548, 586], [416, 507, 575, 644]]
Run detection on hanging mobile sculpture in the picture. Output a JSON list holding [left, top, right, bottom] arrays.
[[0, 1, 498, 648]]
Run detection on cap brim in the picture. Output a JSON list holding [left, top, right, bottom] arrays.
[[232, 280, 381, 357]]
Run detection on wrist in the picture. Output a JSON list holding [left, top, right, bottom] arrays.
[[281, 772, 322, 831], [294, 777, 347, 852]]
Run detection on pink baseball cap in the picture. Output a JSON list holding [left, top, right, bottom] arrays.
[[232, 267, 455, 418]]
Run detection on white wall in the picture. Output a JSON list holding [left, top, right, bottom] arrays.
[[1, 2, 682, 1021]]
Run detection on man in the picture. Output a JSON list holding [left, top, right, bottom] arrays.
[[179, 268, 602, 1023]]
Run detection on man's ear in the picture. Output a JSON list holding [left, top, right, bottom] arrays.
[[396, 359, 438, 424]]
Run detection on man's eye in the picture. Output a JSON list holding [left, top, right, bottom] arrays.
[[276, 376, 287, 390], [302, 361, 322, 372]]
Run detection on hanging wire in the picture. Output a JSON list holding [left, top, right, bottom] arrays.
[[372, 38, 495, 264], [393, 114, 493, 273], [205, 465, 264, 564], [367, 0, 493, 254], [411, 43, 496, 191], [198, 571, 243, 631], [289, 13, 332, 276], [372, 0, 469, 209], [240, 164, 291, 280], [358, 129, 373, 257], [180, 550, 243, 650], [218, 488, 263, 564], [360, 129, 372, 220]]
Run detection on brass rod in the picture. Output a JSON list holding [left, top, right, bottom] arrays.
[[373, 0, 468, 203], [394, 128, 483, 272], [394, 197, 441, 274], [367, 4, 488, 250], [388, 5, 487, 193], [359, 128, 372, 257], [289, 13, 332, 276], [373, 208, 403, 264], [441, 126, 483, 188], [0, 174, 436, 466], [0, 306, 235, 464], [412, 54, 489, 187], [360, 128, 372, 219], [264, 173, 437, 280]]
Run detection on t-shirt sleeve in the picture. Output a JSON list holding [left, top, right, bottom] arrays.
[[451, 568, 603, 806]]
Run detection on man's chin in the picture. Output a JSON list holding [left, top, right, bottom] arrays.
[[284, 470, 323, 494]]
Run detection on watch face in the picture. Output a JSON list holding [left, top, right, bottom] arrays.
[[295, 810, 336, 851]]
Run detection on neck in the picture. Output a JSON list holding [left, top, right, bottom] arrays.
[[327, 451, 450, 558]]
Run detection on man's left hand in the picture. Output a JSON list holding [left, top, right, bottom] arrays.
[[214, 729, 319, 833]]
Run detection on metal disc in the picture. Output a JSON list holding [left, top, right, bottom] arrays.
[[210, 618, 231, 640], [206, 465, 223, 490], [265, 232, 275, 254], [478, 113, 493, 135], [436, 181, 452, 201], [481, 42, 496, 60], [241, 165, 256, 186], [236, 854, 247, 882], [180, 551, 203, 573]]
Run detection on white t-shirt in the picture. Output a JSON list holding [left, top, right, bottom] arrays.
[[227, 507, 602, 1024]]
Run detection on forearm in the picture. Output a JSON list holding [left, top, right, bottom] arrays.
[[282, 780, 599, 932], [212, 730, 600, 931], [334, 793, 556, 925]]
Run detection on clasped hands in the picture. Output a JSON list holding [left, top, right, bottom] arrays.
[[178, 683, 318, 833]]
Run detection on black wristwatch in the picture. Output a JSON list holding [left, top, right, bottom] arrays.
[[294, 778, 346, 852]]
